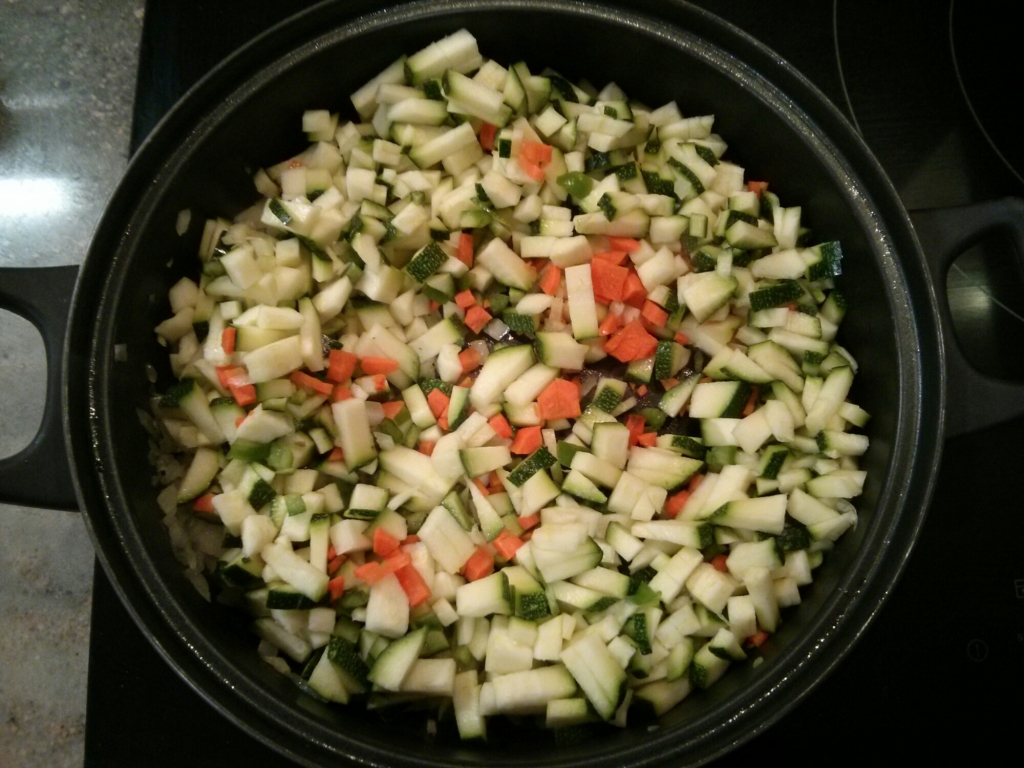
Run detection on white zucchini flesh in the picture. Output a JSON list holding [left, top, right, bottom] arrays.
[[564, 264, 599, 340], [364, 573, 411, 639]]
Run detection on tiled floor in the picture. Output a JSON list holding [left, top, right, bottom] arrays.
[[0, 2, 144, 765]]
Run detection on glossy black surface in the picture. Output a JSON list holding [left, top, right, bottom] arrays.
[[0, 265, 79, 509], [84, 1, 1023, 766]]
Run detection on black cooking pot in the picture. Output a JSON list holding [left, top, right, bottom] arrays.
[[2, 1, 1023, 765]]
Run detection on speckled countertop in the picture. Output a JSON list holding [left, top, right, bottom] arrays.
[[0, 1, 144, 765]]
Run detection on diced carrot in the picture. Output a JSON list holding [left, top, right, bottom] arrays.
[[373, 373, 388, 392], [192, 493, 216, 514], [216, 366, 257, 405], [747, 181, 768, 196], [539, 263, 562, 296], [462, 546, 495, 582], [327, 447, 345, 462], [418, 440, 436, 456], [742, 385, 761, 417], [328, 555, 345, 576], [464, 305, 493, 334], [536, 378, 582, 421], [328, 575, 346, 602], [489, 414, 513, 440], [509, 425, 543, 455], [479, 122, 497, 151], [438, 416, 449, 432], [593, 250, 629, 265], [746, 630, 770, 648], [327, 349, 358, 383], [673, 332, 690, 345], [403, 534, 420, 545], [331, 385, 353, 402], [429, 300, 440, 312], [520, 140, 552, 182], [382, 549, 413, 572], [590, 258, 629, 302], [518, 155, 546, 183], [637, 432, 657, 447], [622, 271, 647, 308], [700, 376, 713, 384], [520, 530, 533, 543], [459, 346, 482, 374], [426, 388, 450, 419], [360, 357, 400, 375], [383, 548, 410, 563], [664, 489, 690, 518], [373, 527, 401, 557], [327, 544, 337, 561], [231, 383, 257, 406], [569, 377, 582, 399], [381, 400, 405, 420], [226, 368, 251, 388], [493, 529, 524, 560], [354, 561, 388, 584], [711, 554, 730, 573], [605, 319, 658, 363], [488, 475, 505, 494], [214, 365, 239, 389], [641, 300, 669, 328], [517, 513, 541, 531], [221, 326, 236, 355], [637, 384, 648, 397], [290, 370, 334, 396], [520, 139, 553, 165], [395, 564, 432, 607], [472, 478, 490, 496], [661, 377, 680, 390], [598, 312, 621, 337], [454, 289, 476, 309], [688, 473, 706, 492], [626, 413, 646, 447], [607, 236, 641, 253], [457, 231, 475, 267]]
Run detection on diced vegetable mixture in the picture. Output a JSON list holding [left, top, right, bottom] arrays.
[[148, 29, 870, 737]]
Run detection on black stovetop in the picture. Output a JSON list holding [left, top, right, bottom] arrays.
[[85, 1, 1024, 765]]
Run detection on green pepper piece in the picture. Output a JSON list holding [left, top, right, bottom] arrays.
[[556, 171, 594, 199]]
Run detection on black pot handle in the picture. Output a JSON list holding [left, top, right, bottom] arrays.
[[909, 198, 1024, 438], [0, 266, 80, 510]]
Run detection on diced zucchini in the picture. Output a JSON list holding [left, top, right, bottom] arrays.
[[456, 571, 512, 617], [680, 272, 737, 323], [470, 344, 535, 410], [332, 398, 377, 468], [405, 241, 449, 283], [475, 237, 537, 291], [689, 381, 752, 419], [560, 632, 626, 720], [368, 627, 426, 691]]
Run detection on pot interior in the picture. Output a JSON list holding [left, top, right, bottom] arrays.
[[78, 1, 929, 764]]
